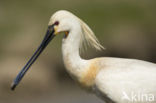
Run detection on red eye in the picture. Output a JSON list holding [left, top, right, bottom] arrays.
[[54, 21, 59, 25]]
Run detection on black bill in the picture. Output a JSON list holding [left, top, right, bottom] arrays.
[[11, 24, 56, 90]]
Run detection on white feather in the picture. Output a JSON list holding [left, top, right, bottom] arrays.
[[49, 10, 156, 103], [95, 57, 156, 103]]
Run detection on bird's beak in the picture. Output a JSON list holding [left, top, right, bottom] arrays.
[[11, 24, 56, 91]]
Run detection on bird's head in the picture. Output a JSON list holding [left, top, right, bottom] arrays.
[[48, 10, 81, 39], [48, 10, 104, 50]]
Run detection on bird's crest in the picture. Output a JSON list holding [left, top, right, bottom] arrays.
[[77, 18, 104, 51]]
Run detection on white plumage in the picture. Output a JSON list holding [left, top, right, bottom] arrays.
[[48, 10, 156, 103]]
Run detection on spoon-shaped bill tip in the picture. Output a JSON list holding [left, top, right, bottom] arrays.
[[11, 82, 17, 91]]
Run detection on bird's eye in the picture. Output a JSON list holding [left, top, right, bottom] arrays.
[[54, 21, 59, 25]]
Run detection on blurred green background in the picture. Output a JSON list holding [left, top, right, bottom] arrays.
[[0, 0, 156, 103]]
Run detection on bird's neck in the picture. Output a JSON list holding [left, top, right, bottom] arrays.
[[62, 29, 88, 80]]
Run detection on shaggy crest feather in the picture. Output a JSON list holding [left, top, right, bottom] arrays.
[[77, 18, 104, 51]]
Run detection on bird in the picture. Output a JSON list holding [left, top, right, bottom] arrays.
[[11, 10, 156, 103]]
